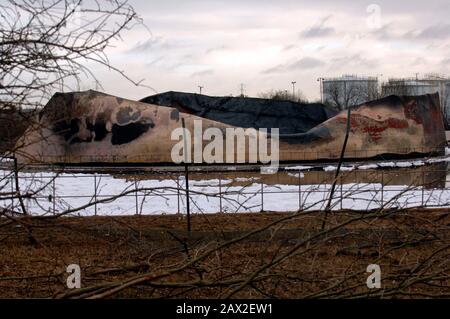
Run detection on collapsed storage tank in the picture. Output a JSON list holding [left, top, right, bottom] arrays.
[[14, 90, 446, 164]]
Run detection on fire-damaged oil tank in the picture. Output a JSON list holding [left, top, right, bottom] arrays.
[[14, 90, 446, 164], [140, 91, 338, 134], [277, 93, 446, 161]]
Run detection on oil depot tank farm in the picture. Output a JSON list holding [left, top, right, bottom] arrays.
[[13, 90, 447, 165]]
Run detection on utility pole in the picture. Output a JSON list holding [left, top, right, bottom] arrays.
[[240, 83, 244, 97], [198, 85, 203, 94], [291, 81, 296, 98]]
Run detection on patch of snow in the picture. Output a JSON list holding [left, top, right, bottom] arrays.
[[357, 160, 426, 170], [234, 177, 260, 182], [357, 164, 378, 170], [287, 172, 305, 178], [378, 162, 396, 168], [285, 165, 313, 171], [323, 165, 354, 172], [260, 166, 278, 174], [395, 161, 413, 168], [192, 179, 232, 186], [427, 156, 450, 164]]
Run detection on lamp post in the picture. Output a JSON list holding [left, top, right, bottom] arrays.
[[291, 81, 296, 98], [375, 74, 383, 99], [198, 85, 203, 94], [317, 77, 323, 103]]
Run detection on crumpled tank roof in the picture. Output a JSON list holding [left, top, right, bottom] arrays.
[[140, 91, 338, 134]]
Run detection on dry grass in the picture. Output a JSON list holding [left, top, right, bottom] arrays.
[[0, 209, 449, 298]]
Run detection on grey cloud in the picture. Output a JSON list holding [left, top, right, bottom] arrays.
[[263, 57, 325, 74], [414, 24, 450, 39], [128, 36, 173, 53], [145, 56, 165, 67], [169, 63, 186, 71], [441, 57, 450, 65], [369, 23, 398, 41], [412, 57, 427, 66], [330, 54, 378, 69], [315, 45, 326, 52], [291, 57, 325, 68], [374, 23, 450, 42], [205, 45, 228, 54], [191, 69, 214, 77], [301, 25, 334, 38], [282, 44, 297, 52], [300, 15, 335, 38], [183, 54, 195, 61]]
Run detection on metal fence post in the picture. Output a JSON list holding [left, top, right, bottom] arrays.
[[12, 156, 26, 215], [134, 177, 139, 215], [181, 118, 191, 232], [53, 177, 56, 215], [94, 174, 98, 216], [298, 172, 301, 210], [184, 165, 191, 231], [177, 175, 180, 215], [261, 181, 264, 212], [421, 171, 424, 207], [10, 175, 14, 210], [381, 171, 384, 208], [219, 177, 222, 213]]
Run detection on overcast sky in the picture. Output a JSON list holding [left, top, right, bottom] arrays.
[[90, 0, 450, 101]]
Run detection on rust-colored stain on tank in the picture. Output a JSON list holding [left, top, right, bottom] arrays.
[[336, 115, 409, 141]]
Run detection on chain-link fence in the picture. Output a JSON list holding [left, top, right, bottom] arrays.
[[1, 165, 450, 216]]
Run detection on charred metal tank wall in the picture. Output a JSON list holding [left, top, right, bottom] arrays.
[[15, 91, 226, 163], [277, 93, 446, 161], [14, 91, 446, 164], [140, 91, 338, 134]]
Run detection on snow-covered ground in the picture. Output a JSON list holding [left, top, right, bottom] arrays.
[[1, 168, 450, 216]]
